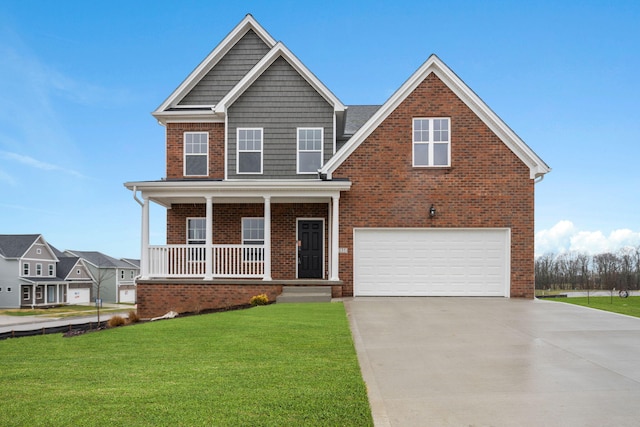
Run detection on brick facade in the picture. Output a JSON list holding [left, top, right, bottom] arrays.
[[166, 122, 225, 179], [167, 202, 329, 279], [334, 74, 535, 297], [136, 281, 283, 319]]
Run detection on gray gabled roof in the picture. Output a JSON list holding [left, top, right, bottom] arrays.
[[0, 234, 41, 258], [343, 105, 382, 136], [56, 256, 81, 280], [64, 250, 134, 269]]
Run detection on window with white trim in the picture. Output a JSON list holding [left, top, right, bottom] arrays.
[[297, 128, 323, 174], [187, 218, 206, 245], [120, 270, 125, 280], [413, 118, 450, 167], [184, 132, 208, 176], [36, 263, 42, 276], [237, 128, 263, 174], [186, 218, 206, 262], [23, 263, 29, 276], [242, 217, 264, 261], [48, 264, 54, 276]]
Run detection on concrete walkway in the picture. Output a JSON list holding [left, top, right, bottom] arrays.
[[344, 297, 640, 427]]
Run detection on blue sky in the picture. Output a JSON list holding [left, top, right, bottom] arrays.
[[1, 0, 639, 259]]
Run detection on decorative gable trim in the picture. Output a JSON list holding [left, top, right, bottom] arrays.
[[22, 235, 59, 263], [153, 14, 277, 120], [321, 55, 551, 180], [214, 42, 345, 114]]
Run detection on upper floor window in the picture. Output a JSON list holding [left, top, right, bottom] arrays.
[[184, 132, 208, 176], [23, 263, 29, 276], [187, 218, 206, 245], [36, 263, 42, 276], [297, 128, 323, 174], [237, 128, 263, 174], [48, 264, 54, 276], [413, 118, 450, 167], [120, 270, 125, 280], [130, 270, 134, 279]]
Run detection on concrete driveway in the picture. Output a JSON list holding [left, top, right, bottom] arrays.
[[344, 297, 640, 427]]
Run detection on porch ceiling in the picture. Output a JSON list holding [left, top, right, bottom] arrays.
[[124, 179, 352, 207]]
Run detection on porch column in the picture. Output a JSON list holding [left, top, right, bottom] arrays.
[[141, 196, 150, 279], [205, 196, 213, 280], [330, 195, 340, 281], [263, 196, 272, 281]]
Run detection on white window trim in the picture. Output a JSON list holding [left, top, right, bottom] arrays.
[[412, 117, 451, 167], [48, 264, 54, 276], [237, 128, 263, 175], [297, 127, 324, 174], [183, 131, 209, 177], [242, 217, 265, 262], [186, 217, 206, 245], [23, 263, 29, 276], [36, 263, 42, 276]]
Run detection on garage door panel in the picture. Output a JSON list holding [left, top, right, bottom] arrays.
[[354, 228, 509, 297]]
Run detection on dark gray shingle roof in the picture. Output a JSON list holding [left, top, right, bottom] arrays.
[[0, 234, 40, 258], [65, 250, 134, 269], [343, 105, 381, 136]]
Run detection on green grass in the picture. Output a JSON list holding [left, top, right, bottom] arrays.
[[0, 303, 373, 427], [550, 296, 640, 318]]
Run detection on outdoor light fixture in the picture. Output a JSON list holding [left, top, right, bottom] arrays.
[[429, 205, 436, 218]]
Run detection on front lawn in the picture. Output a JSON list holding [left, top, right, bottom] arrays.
[[0, 303, 373, 426], [549, 296, 640, 318]]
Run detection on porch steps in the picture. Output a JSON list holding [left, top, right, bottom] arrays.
[[276, 286, 332, 303]]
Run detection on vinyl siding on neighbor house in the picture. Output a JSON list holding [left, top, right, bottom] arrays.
[[178, 30, 271, 106], [226, 56, 334, 179]]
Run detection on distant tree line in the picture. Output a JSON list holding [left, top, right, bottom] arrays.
[[535, 247, 640, 291]]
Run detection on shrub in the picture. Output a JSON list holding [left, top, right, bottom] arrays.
[[107, 315, 126, 328], [250, 294, 269, 306], [127, 310, 140, 324]]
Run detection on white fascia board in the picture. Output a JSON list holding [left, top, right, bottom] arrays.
[[215, 42, 345, 114], [124, 179, 351, 192], [153, 14, 277, 115], [321, 54, 550, 180], [153, 110, 224, 126]]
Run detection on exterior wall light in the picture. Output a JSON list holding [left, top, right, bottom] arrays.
[[429, 205, 436, 218]]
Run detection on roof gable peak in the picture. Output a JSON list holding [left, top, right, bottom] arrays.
[[322, 54, 550, 180], [154, 14, 277, 115], [214, 41, 345, 114]]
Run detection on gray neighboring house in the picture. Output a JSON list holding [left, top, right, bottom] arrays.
[[0, 234, 67, 308], [51, 247, 95, 305], [64, 251, 139, 303]]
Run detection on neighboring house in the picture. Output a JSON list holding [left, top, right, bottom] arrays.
[[0, 234, 67, 308], [125, 15, 550, 318], [64, 251, 140, 304], [52, 248, 95, 305]]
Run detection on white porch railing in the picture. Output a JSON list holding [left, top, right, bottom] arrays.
[[147, 244, 264, 278]]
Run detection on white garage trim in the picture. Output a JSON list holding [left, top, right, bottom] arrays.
[[353, 228, 510, 297]]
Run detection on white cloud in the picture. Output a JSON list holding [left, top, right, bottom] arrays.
[[0, 151, 85, 178], [536, 221, 640, 256]]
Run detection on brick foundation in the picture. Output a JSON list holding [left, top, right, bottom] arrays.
[[136, 281, 284, 319]]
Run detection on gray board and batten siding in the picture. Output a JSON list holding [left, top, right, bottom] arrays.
[[227, 56, 335, 179], [178, 30, 271, 107]]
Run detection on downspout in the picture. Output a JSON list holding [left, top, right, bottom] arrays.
[[132, 185, 144, 207]]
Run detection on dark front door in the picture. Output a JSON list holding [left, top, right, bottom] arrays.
[[298, 220, 323, 279]]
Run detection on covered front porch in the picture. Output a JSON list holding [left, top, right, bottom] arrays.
[[126, 180, 351, 283]]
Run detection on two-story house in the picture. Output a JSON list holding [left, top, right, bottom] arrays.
[[125, 15, 550, 319], [64, 251, 139, 304], [0, 235, 72, 308]]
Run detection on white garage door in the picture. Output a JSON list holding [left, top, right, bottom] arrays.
[[354, 228, 510, 297]]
